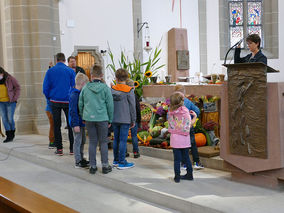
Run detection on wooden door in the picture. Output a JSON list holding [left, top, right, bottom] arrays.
[[75, 52, 95, 79]]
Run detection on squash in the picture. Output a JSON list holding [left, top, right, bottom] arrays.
[[194, 133, 206, 147]]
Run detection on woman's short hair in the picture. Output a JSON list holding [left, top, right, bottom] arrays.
[[246, 34, 261, 49]]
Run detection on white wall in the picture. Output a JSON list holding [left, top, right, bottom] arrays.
[[58, 0, 133, 83], [206, 0, 284, 82], [141, 0, 200, 81]]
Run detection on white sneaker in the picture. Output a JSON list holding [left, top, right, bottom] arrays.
[[181, 164, 187, 170], [193, 162, 204, 170]]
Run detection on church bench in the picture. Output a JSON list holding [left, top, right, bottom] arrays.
[[0, 177, 79, 213]]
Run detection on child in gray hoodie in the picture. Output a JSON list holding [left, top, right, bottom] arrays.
[[111, 69, 136, 169]]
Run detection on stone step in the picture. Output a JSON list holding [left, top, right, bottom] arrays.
[[129, 144, 229, 172], [0, 137, 223, 213]]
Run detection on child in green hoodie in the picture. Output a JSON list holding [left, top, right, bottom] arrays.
[[79, 65, 114, 174]]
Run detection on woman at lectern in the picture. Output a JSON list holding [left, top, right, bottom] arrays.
[[234, 34, 267, 65]]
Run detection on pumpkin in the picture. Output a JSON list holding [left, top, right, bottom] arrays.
[[194, 133, 206, 147]]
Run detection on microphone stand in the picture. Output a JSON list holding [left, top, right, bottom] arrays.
[[224, 39, 243, 65]]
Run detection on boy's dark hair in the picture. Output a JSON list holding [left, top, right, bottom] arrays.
[[91, 64, 103, 77], [67, 56, 76, 63], [115, 68, 129, 82], [246, 34, 261, 49], [56, 53, 66, 62]]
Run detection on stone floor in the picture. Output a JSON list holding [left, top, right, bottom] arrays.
[[1, 134, 284, 213]]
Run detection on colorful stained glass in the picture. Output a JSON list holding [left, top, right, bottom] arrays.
[[248, 26, 262, 37], [248, 2, 262, 25], [229, 2, 243, 26], [230, 26, 244, 47]]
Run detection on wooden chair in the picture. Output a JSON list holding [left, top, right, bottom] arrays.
[[0, 177, 79, 213]]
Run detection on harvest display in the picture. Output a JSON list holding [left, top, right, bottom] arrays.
[[131, 95, 221, 149]]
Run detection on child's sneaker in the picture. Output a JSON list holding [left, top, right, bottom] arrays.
[[112, 160, 119, 167], [48, 142, 56, 149], [81, 158, 89, 165], [174, 175, 180, 183], [133, 152, 140, 158], [102, 165, 112, 174], [181, 173, 194, 180], [54, 149, 63, 156], [181, 164, 187, 170], [193, 162, 204, 170], [117, 161, 135, 170], [75, 160, 88, 168], [125, 152, 130, 157], [89, 166, 97, 174], [69, 150, 74, 155]]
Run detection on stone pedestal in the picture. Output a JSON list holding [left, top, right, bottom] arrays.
[[168, 28, 189, 82], [0, 1, 61, 134]]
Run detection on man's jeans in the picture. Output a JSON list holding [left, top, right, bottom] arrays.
[[190, 128, 200, 163], [130, 122, 139, 153], [0, 102, 16, 131], [51, 102, 74, 151], [112, 123, 130, 163]]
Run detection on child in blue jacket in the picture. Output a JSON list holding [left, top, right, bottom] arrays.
[[69, 73, 90, 168]]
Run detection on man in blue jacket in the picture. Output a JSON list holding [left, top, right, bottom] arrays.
[[43, 53, 76, 156]]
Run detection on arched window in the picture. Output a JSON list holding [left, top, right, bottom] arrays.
[[228, 0, 263, 48]]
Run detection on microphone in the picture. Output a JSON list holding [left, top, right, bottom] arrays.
[[224, 38, 244, 65]]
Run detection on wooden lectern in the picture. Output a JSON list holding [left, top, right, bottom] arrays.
[[220, 62, 284, 188]]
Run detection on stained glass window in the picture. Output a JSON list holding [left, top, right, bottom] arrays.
[[228, 0, 263, 48], [248, 1, 262, 25], [230, 2, 243, 26], [229, 1, 244, 47]]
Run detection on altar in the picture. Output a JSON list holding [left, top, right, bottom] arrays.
[[142, 79, 284, 188]]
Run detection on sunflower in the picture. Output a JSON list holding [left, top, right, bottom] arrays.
[[144, 71, 152, 78], [134, 81, 140, 88]]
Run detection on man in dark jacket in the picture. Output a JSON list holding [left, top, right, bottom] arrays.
[[43, 53, 75, 156], [68, 56, 86, 75]]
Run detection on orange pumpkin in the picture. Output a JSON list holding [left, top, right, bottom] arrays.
[[194, 133, 206, 147]]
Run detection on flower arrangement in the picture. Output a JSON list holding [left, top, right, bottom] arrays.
[[107, 46, 165, 99]]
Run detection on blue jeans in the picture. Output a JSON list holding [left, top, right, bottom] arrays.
[[173, 148, 193, 176], [130, 122, 139, 153], [0, 102, 16, 131], [112, 123, 130, 163]]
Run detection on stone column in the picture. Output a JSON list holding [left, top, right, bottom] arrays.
[[132, 0, 143, 61], [198, 0, 208, 75], [0, 0, 61, 134]]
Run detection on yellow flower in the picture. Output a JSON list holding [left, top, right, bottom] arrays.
[[134, 81, 140, 88], [144, 71, 152, 78]]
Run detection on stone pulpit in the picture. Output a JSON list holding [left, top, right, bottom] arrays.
[[221, 63, 284, 188]]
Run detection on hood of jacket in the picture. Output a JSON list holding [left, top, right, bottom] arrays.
[[86, 81, 106, 94], [111, 84, 133, 101], [169, 106, 188, 116]]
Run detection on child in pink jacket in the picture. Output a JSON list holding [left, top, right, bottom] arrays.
[[168, 92, 197, 183]]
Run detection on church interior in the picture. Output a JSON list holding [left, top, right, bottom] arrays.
[[0, 0, 283, 212]]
